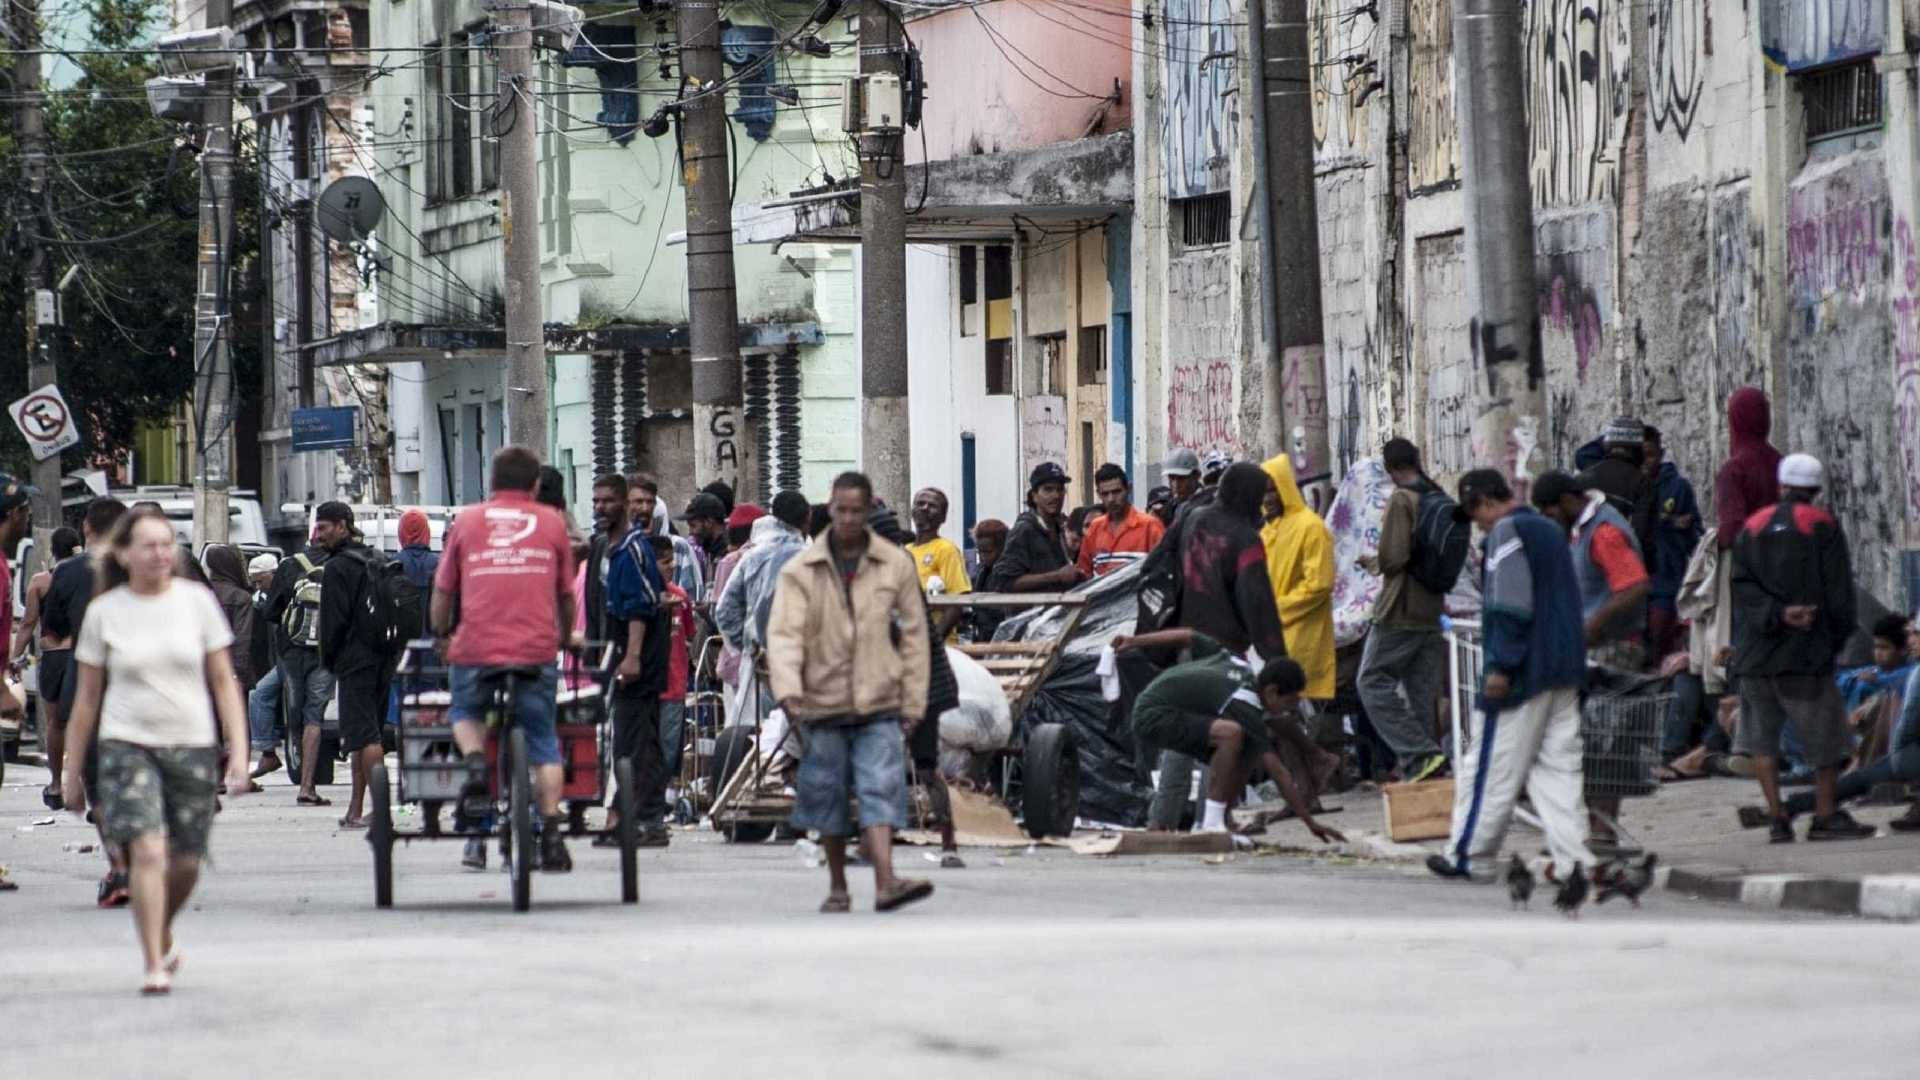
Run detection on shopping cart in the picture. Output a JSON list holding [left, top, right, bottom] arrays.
[[1443, 619, 1669, 853]]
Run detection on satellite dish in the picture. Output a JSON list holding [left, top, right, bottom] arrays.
[[315, 176, 385, 244]]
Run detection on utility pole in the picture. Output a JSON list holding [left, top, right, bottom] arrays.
[[1454, 0, 1543, 490], [678, 0, 753, 501], [858, 0, 909, 506], [12, 0, 61, 567], [190, 0, 236, 546], [1250, 0, 1328, 506], [499, 2, 549, 454]]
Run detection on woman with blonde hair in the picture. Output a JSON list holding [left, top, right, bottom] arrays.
[[61, 509, 251, 994]]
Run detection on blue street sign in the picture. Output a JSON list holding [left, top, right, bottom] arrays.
[[291, 406, 359, 452]]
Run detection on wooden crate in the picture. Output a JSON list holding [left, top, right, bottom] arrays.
[[1381, 779, 1455, 842]]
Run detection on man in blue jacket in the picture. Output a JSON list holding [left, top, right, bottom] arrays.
[[1429, 469, 1594, 903]]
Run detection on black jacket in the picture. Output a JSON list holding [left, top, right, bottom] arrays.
[[1176, 503, 1287, 661], [266, 544, 330, 654], [1730, 499, 1856, 677], [987, 510, 1071, 592], [319, 540, 383, 676], [1576, 453, 1656, 556]]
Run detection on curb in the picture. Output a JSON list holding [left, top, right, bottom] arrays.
[[1660, 865, 1920, 920]]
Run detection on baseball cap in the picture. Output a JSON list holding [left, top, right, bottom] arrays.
[[679, 492, 728, 522], [1201, 449, 1232, 482], [726, 503, 766, 530], [315, 500, 355, 526], [1029, 462, 1070, 490], [1162, 447, 1200, 478], [1145, 484, 1173, 506], [247, 552, 281, 576], [0, 473, 39, 513], [1529, 469, 1586, 509], [1602, 416, 1643, 447], [1779, 452, 1824, 490]]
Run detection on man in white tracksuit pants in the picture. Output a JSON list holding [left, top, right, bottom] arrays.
[[1429, 469, 1596, 889]]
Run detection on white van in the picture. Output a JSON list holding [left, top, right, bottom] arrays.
[[282, 503, 457, 553], [126, 486, 269, 548]]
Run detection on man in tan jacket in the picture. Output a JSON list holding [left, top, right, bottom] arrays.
[[767, 471, 934, 913]]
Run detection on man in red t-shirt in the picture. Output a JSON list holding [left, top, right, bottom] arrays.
[[648, 536, 695, 793], [1077, 463, 1166, 578], [430, 447, 579, 871]]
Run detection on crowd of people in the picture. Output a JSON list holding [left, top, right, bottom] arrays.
[[8, 379, 1914, 988]]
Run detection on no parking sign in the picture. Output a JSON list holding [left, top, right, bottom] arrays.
[[8, 384, 81, 462]]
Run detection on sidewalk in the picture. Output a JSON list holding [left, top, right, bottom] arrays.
[[1250, 775, 1920, 919]]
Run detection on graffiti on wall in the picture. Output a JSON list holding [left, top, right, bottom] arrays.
[[1525, 0, 1630, 207], [1414, 232, 1475, 482], [1409, 0, 1460, 190], [1167, 250, 1237, 452], [1163, 0, 1239, 198], [1541, 271, 1606, 383], [1892, 215, 1920, 538], [1786, 164, 1888, 318], [1308, 0, 1376, 152], [1761, 0, 1885, 72], [1649, 0, 1706, 142], [1713, 189, 1764, 393]]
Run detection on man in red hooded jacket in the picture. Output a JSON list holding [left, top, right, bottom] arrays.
[[1715, 387, 1782, 550]]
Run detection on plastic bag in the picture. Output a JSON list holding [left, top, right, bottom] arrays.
[[939, 648, 1013, 753]]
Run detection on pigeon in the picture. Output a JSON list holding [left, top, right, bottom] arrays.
[[1553, 863, 1589, 917], [1595, 852, 1658, 908], [1505, 854, 1535, 910]]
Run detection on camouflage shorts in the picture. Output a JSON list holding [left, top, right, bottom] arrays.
[[96, 741, 219, 857]]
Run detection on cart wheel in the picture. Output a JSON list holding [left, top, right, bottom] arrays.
[[509, 728, 533, 913], [1020, 723, 1080, 839], [283, 719, 301, 785], [369, 763, 394, 909], [615, 759, 639, 904], [711, 725, 775, 843]]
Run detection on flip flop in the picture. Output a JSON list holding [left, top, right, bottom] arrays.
[[296, 793, 332, 807], [141, 972, 172, 996], [337, 817, 367, 831], [164, 948, 182, 976], [819, 893, 852, 914], [875, 878, 934, 912]]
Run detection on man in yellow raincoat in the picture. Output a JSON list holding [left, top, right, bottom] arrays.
[[1260, 455, 1336, 700]]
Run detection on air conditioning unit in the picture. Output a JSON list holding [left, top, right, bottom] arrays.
[[144, 76, 206, 123]]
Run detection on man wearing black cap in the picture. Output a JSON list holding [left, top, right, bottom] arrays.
[[265, 502, 354, 805], [318, 505, 392, 830], [680, 491, 730, 586], [987, 463, 1085, 595]]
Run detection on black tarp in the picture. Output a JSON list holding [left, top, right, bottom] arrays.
[[1023, 652, 1153, 827]]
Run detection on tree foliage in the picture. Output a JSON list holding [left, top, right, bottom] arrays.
[[0, 0, 260, 476]]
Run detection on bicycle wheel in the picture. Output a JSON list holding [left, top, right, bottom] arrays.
[[369, 763, 394, 909], [615, 758, 639, 904], [509, 727, 532, 913]]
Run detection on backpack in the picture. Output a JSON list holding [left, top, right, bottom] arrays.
[[347, 549, 421, 657], [280, 554, 326, 648], [1409, 487, 1471, 596]]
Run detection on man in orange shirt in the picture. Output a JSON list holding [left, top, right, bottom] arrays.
[[1078, 464, 1166, 577]]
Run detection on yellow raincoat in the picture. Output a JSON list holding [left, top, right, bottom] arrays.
[[1260, 454, 1336, 699]]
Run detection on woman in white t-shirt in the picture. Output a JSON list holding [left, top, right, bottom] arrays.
[[60, 509, 251, 995]]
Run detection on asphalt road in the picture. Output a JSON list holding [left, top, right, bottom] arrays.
[[2, 763, 1916, 1079]]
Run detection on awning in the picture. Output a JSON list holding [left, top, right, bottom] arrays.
[[731, 130, 1133, 246], [302, 320, 824, 368]]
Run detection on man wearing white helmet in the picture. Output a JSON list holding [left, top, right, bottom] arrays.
[[1728, 452, 1875, 842]]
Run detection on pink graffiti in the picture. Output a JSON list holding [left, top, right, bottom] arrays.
[[1892, 216, 1920, 531], [1168, 359, 1236, 452], [1543, 275, 1605, 382], [1787, 186, 1885, 304]]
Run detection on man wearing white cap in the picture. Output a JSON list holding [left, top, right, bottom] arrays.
[[1728, 452, 1875, 842]]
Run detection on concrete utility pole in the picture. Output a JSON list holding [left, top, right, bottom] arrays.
[[499, 2, 549, 454], [1454, 0, 1543, 490], [191, 0, 237, 546], [12, 0, 61, 566], [1250, 0, 1329, 505], [679, 0, 754, 502], [859, 0, 909, 506]]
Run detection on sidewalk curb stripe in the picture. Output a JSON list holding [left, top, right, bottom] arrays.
[[1662, 866, 1920, 920]]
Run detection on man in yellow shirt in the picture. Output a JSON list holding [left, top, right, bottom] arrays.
[[908, 487, 972, 641]]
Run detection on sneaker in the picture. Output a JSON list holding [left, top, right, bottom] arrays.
[[636, 827, 671, 849], [540, 828, 573, 873], [1426, 853, 1471, 880], [1737, 805, 1775, 829], [1407, 754, 1450, 783], [461, 838, 487, 871], [96, 871, 129, 908], [1769, 817, 1795, 844], [1888, 803, 1920, 833], [1807, 810, 1876, 841]]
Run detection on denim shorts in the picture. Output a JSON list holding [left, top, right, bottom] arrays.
[[790, 716, 908, 837], [449, 664, 562, 766], [96, 741, 219, 857]]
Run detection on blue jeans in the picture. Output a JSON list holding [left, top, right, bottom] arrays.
[[1785, 744, 1920, 816], [248, 664, 283, 752], [790, 716, 908, 836], [658, 699, 686, 781], [448, 664, 561, 766]]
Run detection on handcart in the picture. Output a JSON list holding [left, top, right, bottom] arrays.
[[1444, 619, 1669, 853], [367, 641, 635, 913], [704, 593, 1092, 841], [671, 635, 732, 825]]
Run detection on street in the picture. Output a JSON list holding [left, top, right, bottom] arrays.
[[4, 763, 1917, 1079]]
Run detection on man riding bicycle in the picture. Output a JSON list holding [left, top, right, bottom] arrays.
[[430, 446, 580, 872]]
